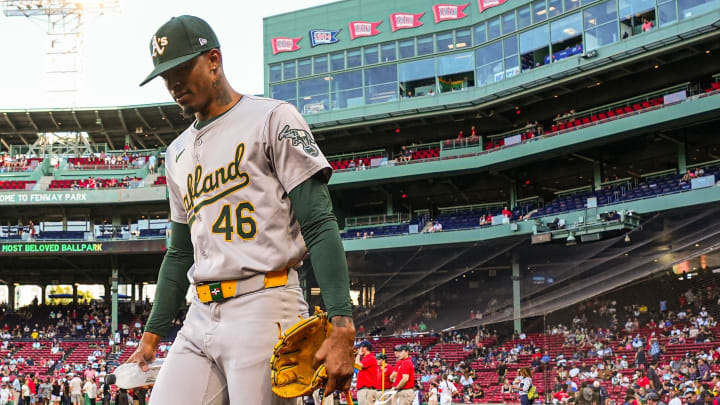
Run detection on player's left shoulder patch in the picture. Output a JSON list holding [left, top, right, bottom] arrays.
[[278, 125, 319, 157]]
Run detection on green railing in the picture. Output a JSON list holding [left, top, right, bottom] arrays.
[[344, 213, 411, 227]]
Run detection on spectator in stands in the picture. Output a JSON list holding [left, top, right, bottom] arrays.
[[642, 18, 653, 32], [515, 367, 534, 405], [69, 374, 82, 405], [0, 383, 8, 405]]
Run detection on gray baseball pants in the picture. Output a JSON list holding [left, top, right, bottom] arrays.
[[149, 271, 307, 405]]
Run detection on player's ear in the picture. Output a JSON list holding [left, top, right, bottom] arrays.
[[207, 49, 222, 73]]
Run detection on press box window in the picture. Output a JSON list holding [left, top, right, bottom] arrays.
[[283, 61, 296, 80], [297, 58, 312, 77], [269, 64, 281, 82], [314, 55, 328, 74]]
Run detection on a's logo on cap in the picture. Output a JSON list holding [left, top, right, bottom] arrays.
[[151, 35, 169, 57], [199, 37, 208, 46]]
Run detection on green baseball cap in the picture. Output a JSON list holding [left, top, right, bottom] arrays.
[[140, 15, 220, 86]]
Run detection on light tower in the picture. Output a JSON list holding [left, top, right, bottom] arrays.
[[2, 0, 120, 107]]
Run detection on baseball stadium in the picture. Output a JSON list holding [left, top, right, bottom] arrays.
[[1, 0, 720, 403]]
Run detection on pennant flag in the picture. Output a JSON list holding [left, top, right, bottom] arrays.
[[348, 20, 383, 39], [432, 3, 470, 23], [389, 12, 425, 32], [272, 37, 302, 55], [309, 29, 342, 47], [478, 0, 509, 13]]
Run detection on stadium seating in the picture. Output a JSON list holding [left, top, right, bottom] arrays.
[[153, 176, 167, 185], [49, 177, 142, 189], [67, 155, 148, 168], [0, 180, 36, 190], [329, 155, 384, 170], [531, 165, 719, 218]]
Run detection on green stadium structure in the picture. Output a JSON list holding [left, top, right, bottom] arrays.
[[0, 0, 720, 334]]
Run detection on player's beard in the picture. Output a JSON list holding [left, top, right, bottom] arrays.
[[179, 104, 197, 119]]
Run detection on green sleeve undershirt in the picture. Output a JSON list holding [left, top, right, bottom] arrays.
[[144, 221, 193, 337], [145, 175, 351, 338], [288, 175, 353, 320]]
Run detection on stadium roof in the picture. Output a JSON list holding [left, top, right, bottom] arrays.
[[0, 102, 192, 151]]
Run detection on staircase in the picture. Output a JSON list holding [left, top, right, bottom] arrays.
[[35, 175, 54, 191], [144, 172, 160, 186]]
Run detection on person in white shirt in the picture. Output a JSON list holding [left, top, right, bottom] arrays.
[[83, 377, 98, 405], [0, 383, 9, 405], [69, 374, 83, 405], [438, 375, 458, 405], [514, 367, 534, 405], [667, 390, 681, 405]]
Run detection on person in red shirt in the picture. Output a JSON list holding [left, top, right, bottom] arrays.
[[377, 353, 394, 400], [355, 341, 379, 405], [636, 370, 650, 388], [390, 345, 415, 405], [502, 206, 512, 218]]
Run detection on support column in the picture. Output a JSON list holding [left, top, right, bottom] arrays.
[[104, 281, 111, 304], [130, 282, 136, 315], [677, 143, 687, 174], [111, 261, 119, 336], [509, 183, 518, 209], [593, 161, 602, 191], [139, 283, 144, 302], [41, 285, 46, 306], [386, 194, 394, 215], [512, 256, 522, 334], [7, 284, 15, 313], [125, 134, 132, 148], [72, 284, 78, 305]]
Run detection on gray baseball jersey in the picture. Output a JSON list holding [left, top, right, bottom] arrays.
[[164, 95, 331, 284]]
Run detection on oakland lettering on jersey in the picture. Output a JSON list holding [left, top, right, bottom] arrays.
[[183, 143, 250, 212]]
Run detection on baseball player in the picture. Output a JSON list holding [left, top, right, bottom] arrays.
[[355, 341, 378, 405], [126, 15, 355, 404], [389, 346, 415, 405]]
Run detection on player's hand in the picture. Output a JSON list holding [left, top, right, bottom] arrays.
[[126, 332, 161, 372], [313, 315, 356, 396]]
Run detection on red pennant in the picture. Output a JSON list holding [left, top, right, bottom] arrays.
[[389, 12, 425, 32], [348, 20, 383, 40], [478, 0, 509, 13], [432, 3, 470, 23], [271, 37, 302, 55]]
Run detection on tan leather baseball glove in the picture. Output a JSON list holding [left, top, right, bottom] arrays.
[[270, 307, 332, 398]]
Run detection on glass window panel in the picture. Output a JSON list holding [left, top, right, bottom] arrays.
[[364, 46, 379, 65], [314, 55, 328, 74], [455, 29, 472, 49], [399, 59, 436, 97], [399, 39, 415, 58], [619, 0, 656, 35], [475, 42, 504, 85], [678, 0, 713, 20], [347, 49, 362, 68], [585, 0, 618, 27], [473, 23, 487, 45], [502, 12, 517, 34], [533, 0, 548, 22], [381, 42, 397, 62], [399, 59, 435, 82], [297, 58, 312, 77], [283, 61, 296, 80], [658, 0, 678, 25], [584, 0, 618, 50], [436, 32, 453, 51], [503, 36, 519, 79], [550, 13, 584, 62], [417, 34, 434, 55], [331, 70, 364, 110], [365, 65, 398, 104], [298, 77, 329, 115], [269, 64, 281, 82], [331, 52, 345, 72], [271, 82, 297, 107], [520, 24, 550, 71], [548, 0, 563, 17], [437, 51, 474, 75], [487, 17, 501, 40], [565, 0, 581, 11], [438, 52, 475, 92], [517, 6, 532, 28]]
